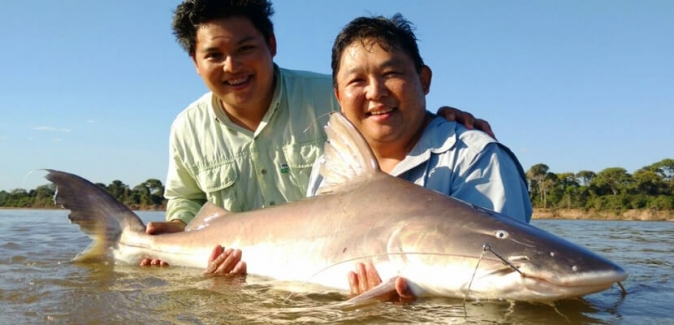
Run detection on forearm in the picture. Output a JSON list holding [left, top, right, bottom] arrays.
[[165, 197, 205, 224]]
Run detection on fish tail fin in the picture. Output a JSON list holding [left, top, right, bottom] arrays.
[[317, 112, 380, 194], [44, 170, 146, 262]]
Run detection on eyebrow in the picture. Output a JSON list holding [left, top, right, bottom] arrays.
[[198, 35, 257, 53], [342, 57, 408, 75]]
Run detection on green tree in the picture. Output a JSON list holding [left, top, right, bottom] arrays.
[[631, 169, 664, 196], [593, 167, 633, 196], [526, 164, 558, 208], [107, 180, 130, 203], [576, 170, 596, 187]]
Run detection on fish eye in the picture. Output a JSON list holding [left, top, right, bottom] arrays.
[[494, 230, 509, 239]]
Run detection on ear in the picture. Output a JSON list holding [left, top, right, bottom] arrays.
[[191, 55, 201, 75], [334, 87, 346, 114], [268, 33, 277, 57], [419, 65, 432, 95]]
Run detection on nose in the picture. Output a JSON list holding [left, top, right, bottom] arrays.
[[365, 77, 389, 100], [222, 54, 242, 73]]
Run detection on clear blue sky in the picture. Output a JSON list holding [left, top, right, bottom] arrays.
[[1, 0, 672, 191]]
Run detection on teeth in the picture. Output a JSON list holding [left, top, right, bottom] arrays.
[[370, 108, 394, 115], [227, 77, 249, 85]]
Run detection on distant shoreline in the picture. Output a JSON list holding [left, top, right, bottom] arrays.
[[2, 206, 672, 221]]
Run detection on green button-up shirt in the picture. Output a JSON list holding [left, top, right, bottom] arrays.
[[164, 66, 339, 224]]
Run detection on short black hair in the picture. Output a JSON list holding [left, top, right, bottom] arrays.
[[172, 0, 275, 56], [331, 13, 424, 87]]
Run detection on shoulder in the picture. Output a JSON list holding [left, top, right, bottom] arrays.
[[279, 67, 332, 83], [170, 92, 213, 135], [279, 67, 334, 95], [278, 67, 339, 114], [420, 116, 498, 154]]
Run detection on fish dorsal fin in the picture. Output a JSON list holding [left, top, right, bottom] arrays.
[[184, 202, 233, 232], [317, 112, 380, 195]]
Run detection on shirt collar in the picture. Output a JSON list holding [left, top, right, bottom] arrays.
[[389, 114, 457, 176]]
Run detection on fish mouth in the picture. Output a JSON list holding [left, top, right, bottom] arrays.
[[517, 266, 629, 300], [467, 261, 628, 301]]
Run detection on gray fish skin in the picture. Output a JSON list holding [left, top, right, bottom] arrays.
[[45, 113, 627, 302]]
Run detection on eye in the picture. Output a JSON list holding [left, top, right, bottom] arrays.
[[205, 52, 223, 60], [383, 70, 400, 78], [239, 45, 254, 53], [494, 230, 509, 239]]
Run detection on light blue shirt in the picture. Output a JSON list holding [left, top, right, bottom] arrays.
[[307, 115, 533, 223]]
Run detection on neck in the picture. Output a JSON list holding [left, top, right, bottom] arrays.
[[370, 114, 432, 174], [220, 75, 276, 131], [221, 103, 269, 131]]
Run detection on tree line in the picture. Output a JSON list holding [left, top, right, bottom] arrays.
[[527, 158, 674, 211], [1, 158, 673, 211], [0, 178, 167, 210]]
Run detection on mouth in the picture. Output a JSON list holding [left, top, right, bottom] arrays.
[[366, 107, 396, 117], [223, 75, 252, 89]]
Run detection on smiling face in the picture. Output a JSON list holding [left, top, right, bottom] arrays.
[[192, 16, 277, 119], [334, 39, 431, 153]]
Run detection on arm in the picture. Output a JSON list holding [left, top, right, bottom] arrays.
[[164, 130, 207, 225]]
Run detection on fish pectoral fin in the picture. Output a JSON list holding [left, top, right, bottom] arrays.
[[345, 277, 401, 305]]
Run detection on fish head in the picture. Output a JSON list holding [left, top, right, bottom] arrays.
[[392, 204, 628, 302]]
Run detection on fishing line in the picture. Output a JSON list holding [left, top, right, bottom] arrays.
[[281, 251, 502, 304], [463, 246, 487, 303]]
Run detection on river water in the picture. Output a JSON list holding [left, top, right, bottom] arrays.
[[1, 209, 672, 324]]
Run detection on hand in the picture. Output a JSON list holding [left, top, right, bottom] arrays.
[[139, 220, 187, 267], [146, 220, 186, 235], [204, 245, 247, 275], [437, 106, 496, 139], [348, 261, 415, 302]]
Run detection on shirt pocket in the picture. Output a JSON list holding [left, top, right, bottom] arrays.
[[195, 161, 241, 212], [282, 141, 322, 193]]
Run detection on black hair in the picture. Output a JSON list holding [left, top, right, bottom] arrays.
[[172, 0, 275, 56], [331, 13, 424, 86]]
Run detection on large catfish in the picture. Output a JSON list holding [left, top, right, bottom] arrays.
[[46, 113, 627, 302]]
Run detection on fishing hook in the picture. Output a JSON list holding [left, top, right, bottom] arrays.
[[482, 243, 523, 275]]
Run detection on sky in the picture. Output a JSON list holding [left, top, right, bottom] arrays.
[[1, 0, 672, 191]]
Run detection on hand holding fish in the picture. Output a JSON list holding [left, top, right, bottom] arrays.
[[348, 262, 415, 303], [139, 220, 187, 266], [204, 245, 247, 275]]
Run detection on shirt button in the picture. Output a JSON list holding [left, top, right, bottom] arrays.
[[261, 169, 267, 175]]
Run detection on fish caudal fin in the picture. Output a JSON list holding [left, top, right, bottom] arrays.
[[45, 170, 146, 262], [317, 113, 380, 194]]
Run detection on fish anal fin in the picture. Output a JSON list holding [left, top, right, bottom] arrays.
[[345, 277, 399, 305]]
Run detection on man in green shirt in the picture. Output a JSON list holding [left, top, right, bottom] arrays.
[[142, 0, 493, 272]]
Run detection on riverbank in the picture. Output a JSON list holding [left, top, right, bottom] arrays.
[[532, 208, 674, 221]]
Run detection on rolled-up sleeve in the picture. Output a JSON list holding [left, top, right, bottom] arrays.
[[164, 128, 206, 224]]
